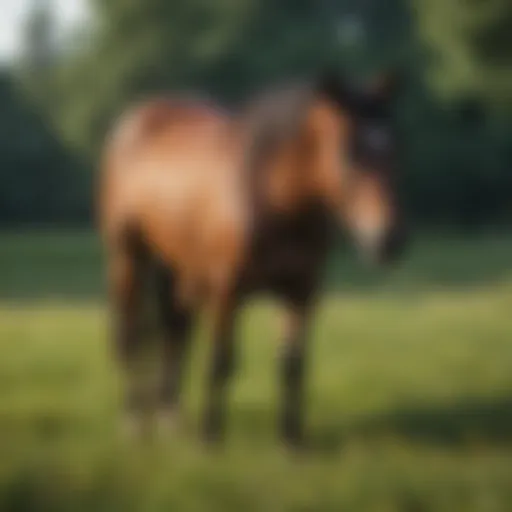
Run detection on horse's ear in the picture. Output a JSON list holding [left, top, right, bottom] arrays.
[[369, 69, 403, 101], [316, 68, 353, 107]]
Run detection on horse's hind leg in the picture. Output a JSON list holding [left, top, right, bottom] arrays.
[[107, 230, 148, 435], [155, 266, 194, 432], [202, 290, 238, 444]]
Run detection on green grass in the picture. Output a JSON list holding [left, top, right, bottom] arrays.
[[0, 231, 512, 511]]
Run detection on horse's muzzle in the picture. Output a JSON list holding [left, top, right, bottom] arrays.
[[378, 223, 408, 264]]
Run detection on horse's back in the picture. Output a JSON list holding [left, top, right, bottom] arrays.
[[100, 96, 247, 300], [103, 96, 230, 169]]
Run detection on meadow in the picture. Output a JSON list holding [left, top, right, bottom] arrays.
[[0, 231, 511, 511]]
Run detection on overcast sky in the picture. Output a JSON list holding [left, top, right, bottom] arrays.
[[0, 0, 88, 61]]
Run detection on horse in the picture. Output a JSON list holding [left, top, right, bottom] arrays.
[[99, 70, 407, 448]]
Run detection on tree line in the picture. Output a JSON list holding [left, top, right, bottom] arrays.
[[0, 0, 510, 227]]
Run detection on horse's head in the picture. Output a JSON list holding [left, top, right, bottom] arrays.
[[312, 70, 407, 264]]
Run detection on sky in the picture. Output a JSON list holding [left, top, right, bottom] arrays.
[[0, 0, 88, 61]]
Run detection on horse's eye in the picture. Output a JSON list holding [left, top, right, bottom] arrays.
[[339, 143, 356, 174], [366, 126, 390, 152]]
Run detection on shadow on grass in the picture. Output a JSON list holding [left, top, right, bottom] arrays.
[[212, 394, 512, 455], [310, 396, 512, 454]]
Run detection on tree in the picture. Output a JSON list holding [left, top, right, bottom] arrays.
[[14, 0, 510, 226], [22, 0, 56, 74], [0, 71, 87, 225], [0, 0, 90, 225], [412, 0, 512, 108], [50, 0, 350, 156]]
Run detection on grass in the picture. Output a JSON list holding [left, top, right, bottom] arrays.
[[0, 230, 512, 511]]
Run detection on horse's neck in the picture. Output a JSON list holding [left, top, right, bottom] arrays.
[[250, 196, 333, 250]]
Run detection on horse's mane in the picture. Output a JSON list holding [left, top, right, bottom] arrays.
[[239, 72, 354, 178], [239, 82, 310, 176]]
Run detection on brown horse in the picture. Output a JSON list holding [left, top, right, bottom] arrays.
[[99, 70, 407, 447]]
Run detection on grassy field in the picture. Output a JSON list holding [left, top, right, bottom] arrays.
[[0, 231, 512, 511]]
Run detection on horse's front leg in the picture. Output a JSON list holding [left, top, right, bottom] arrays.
[[202, 290, 238, 444], [279, 301, 312, 448]]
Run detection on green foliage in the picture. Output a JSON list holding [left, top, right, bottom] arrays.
[[0, 73, 88, 225], [0, 1, 89, 225], [413, 0, 512, 107], [53, 0, 336, 154], [0, 0, 510, 226], [22, 0, 56, 73]]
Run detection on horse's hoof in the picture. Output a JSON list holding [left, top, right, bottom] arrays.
[[120, 412, 146, 441], [280, 440, 308, 462], [201, 426, 225, 451], [155, 409, 186, 436], [280, 429, 308, 457]]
